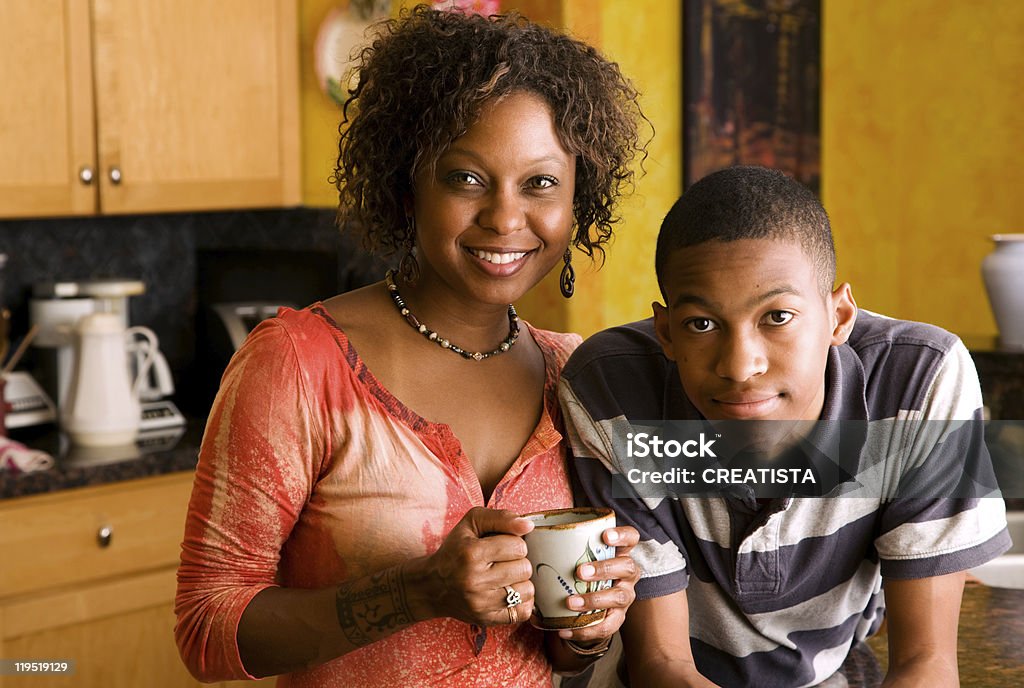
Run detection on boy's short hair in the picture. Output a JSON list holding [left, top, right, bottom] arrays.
[[655, 166, 836, 296]]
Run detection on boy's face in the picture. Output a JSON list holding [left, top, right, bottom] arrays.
[[653, 238, 856, 422]]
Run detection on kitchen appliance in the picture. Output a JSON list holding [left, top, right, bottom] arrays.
[[29, 294, 95, 409], [29, 279, 185, 431], [212, 301, 297, 351], [61, 312, 157, 446], [184, 298, 295, 416], [187, 247, 353, 415], [0, 254, 57, 430], [2, 371, 57, 428]]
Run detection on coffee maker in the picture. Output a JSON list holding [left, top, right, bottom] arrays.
[[29, 279, 185, 432], [0, 254, 57, 430]]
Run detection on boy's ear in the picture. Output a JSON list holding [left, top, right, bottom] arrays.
[[829, 283, 858, 346], [652, 302, 677, 361]]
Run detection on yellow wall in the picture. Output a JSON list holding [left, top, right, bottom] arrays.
[[556, 0, 1024, 338], [584, 0, 682, 335], [823, 0, 1024, 338], [517, 0, 682, 337], [300, 1, 1023, 339], [300, 0, 345, 207], [575, 0, 1024, 340]]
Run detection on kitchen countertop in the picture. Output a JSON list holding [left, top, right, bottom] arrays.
[[748, 582, 1024, 686], [963, 337, 1024, 511], [0, 417, 205, 500], [858, 582, 1024, 687], [580, 583, 1022, 686]]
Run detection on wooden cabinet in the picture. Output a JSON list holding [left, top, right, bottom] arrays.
[[0, 0, 300, 219], [0, 473, 275, 688], [1, 475, 187, 686], [0, 1, 96, 217], [0, 569, 203, 688]]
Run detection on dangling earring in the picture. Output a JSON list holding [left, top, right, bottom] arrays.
[[399, 215, 420, 284], [560, 248, 575, 298]]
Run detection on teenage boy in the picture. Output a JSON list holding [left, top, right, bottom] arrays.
[[558, 166, 1010, 687]]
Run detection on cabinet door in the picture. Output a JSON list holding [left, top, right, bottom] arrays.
[[90, 0, 300, 214], [0, 569, 205, 688], [0, 0, 97, 217]]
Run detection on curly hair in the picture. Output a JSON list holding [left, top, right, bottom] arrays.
[[333, 5, 649, 261]]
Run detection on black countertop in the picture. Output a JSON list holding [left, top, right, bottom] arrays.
[[863, 582, 1024, 687], [964, 339, 1024, 511], [0, 418, 205, 500], [965, 335, 1024, 423]]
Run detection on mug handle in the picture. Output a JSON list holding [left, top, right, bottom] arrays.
[[125, 326, 159, 398]]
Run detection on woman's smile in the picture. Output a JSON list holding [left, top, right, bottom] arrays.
[[465, 246, 537, 276]]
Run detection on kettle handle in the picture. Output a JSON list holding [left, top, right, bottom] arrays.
[[125, 326, 159, 399]]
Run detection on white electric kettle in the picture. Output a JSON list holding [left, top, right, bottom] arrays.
[[61, 313, 158, 447]]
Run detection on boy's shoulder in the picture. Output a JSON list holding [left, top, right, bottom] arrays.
[[560, 318, 687, 420], [846, 309, 960, 358], [841, 310, 974, 419], [562, 317, 666, 379]]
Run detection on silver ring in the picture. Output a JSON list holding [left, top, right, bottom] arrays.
[[504, 585, 522, 607]]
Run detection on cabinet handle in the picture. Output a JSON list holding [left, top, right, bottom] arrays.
[[108, 167, 122, 185], [78, 166, 94, 185], [97, 524, 113, 548]]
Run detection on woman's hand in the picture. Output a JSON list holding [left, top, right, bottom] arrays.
[[557, 525, 641, 644], [408, 507, 536, 627]]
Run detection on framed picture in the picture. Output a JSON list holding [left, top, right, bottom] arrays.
[[683, 0, 821, 192]]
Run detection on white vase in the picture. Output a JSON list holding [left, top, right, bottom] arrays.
[[981, 234, 1024, 350]]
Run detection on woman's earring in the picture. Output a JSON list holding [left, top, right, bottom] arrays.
[[560, 248, 575, 298], [399, 216, 420, 284]]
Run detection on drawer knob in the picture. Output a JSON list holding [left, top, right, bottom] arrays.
[[109, 167, 122, 185], [78, 166, 94, 185], [97, 525, 113, 548]]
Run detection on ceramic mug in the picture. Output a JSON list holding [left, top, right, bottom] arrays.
[[522, 507, 616, 630]]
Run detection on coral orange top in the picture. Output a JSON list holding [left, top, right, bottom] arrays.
[[175, 305, 580, 687]]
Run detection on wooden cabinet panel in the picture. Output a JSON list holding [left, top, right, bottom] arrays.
[[0, 0, 96, 217], [91, 0, 300, 214], [0, 474, 193, 598], [0, 0, 299, 218], [0, 474, 282, 687], [0, 569, 205, 688]]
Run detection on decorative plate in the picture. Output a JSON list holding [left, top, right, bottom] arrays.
[[314, 3, 391, 107]]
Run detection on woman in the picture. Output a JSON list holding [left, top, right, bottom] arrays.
[[175, 6, 648, 686]]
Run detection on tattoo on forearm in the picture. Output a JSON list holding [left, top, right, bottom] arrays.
[[335, 566, 414, 647]]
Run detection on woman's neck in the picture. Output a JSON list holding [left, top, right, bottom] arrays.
[[386, 273, 519, 356]]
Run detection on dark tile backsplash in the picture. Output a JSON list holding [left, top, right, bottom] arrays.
[[0, 208, 390, 410]]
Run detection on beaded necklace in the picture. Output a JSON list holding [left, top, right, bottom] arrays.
[[385, 270, 520, 361]]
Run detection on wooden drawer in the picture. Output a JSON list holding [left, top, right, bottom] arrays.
[[0, 473, 194, 598]]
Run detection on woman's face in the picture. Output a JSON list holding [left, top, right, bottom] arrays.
[[411, 91, 576, 307]]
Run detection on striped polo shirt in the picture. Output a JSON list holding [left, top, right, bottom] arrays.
[[558, 311, 1011, 687]]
